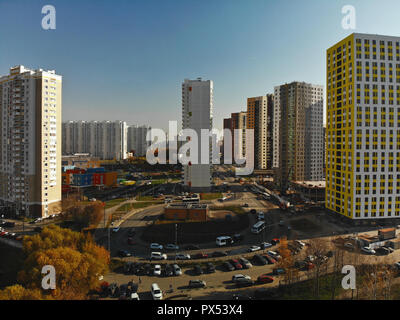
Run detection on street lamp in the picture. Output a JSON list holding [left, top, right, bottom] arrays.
[[174, 223, 178, 263]]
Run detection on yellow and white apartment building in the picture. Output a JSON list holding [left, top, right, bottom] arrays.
[[326, 33, 400, 221], [0, 66, 62, 218]]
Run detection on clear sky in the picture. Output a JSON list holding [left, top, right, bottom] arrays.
[[1, 0, 400, 132]]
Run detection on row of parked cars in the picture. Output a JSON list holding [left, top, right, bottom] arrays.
[[123, 261, 182, 277], [100, 281, 139, 300], [0, 227, 22, 241]]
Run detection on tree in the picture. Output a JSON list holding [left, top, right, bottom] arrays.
[[0, 285, 47, 300], [9, 225, 110, 300]]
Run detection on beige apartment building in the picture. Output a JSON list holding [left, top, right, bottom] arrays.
[[0, 66, 62, 218], [246, 95, 274, 170]]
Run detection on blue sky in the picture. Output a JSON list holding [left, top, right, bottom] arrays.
[[1, 0, 400, 131]]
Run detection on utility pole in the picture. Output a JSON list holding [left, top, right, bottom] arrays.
[[175, 223, 178, 263]]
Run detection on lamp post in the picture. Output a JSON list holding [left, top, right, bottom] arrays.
[[174, 223, 178, 263]]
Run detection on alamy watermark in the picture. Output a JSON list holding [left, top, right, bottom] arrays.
[[145, 121, 254, 176]]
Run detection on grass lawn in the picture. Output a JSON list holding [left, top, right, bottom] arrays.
[[135, 195, 156, 201], [200, 193, 223, 200]]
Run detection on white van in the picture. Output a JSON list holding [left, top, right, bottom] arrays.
[[216, 236, 233, 246], [151, 283, 163, 300], [150, 252, 167, 260], [251, 221, 266, 234]]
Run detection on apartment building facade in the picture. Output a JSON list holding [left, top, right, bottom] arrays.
[[62, 120, 127, 160], [127, 125, 151, 157], [246, 95, 274, 170], [0, 66, 62, 218], [223, 111, 246, 161], [326, 33, 400, 221], [182, 78, 213, 191], [274, 82, 324, 190]]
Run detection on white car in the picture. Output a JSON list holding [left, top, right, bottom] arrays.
[[173, 264, 182, 276], [248, 245, 261, 252], [130, 292, 139, 300], [151, 283, 163, 300], [361, 247, 376, 255], [150, 243, 163, 250], [150, 252, 167, 260], [175, 253, 191, 260], [153, 264, 161, 276], [232, 274, 251, 283], [112, 227, 120, 233], [267, 251, 281, 259], [295, 240, 306, 247]]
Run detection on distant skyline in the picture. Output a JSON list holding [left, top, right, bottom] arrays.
[[2, 0, 400, 132]]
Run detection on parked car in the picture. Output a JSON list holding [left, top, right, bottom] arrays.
[[273, 268, 286, 275], [188, 280, 206, 288], [153, 265, 162, 276], [175, 253, 191, 260], [193, 252, 209, 259], [253, 254, 268, 266], [150, 243, 163, 250], [344, 242, 354, 250], [257, 212, 265, 220], [260, 242, 272, 249], [206, 262, 216, 273], [361, 246, 376, 255], [151, 283, 163, 300], [239, 257, 252, 269], [271, 238, 280, 245], [295, 240, 306, 247], [263, 255, 276, 264], [163, 264, 174, 277], [231, 259, 243, 270], [235, 278, 254, 288], [257, 274, 274, 284], [394, 261, 400, 270], [173, 264, 182, 276], [248, 245, 261, 252], [193, 265, 203, 275], [223, 261, 235, 271], [267, 251, 281, 260], [150, 252, 167, 260], [232, 274, 251, 283], [165, 243, 179, 250], [112, 227, 120, 233], [211, 251, 228, 257], [118, 250, 131, 257], [233, 233, 244, 242]]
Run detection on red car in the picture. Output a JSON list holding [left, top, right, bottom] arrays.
[[193, 252, 208, 259], [305, 262, 315, 270], [263, 255, 276, 264], [257, 274, 274, 284], [231, 259, 243, 270], [271, 238, 280, 245]]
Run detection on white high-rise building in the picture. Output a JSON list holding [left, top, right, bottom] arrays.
[[0, 66, 62, 218], [62, 120, 127, 160], [127, 125, 151, 156], [182, 78, 213, 191]]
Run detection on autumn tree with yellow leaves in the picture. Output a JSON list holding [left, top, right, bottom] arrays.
[[0, 225, 109, 300]]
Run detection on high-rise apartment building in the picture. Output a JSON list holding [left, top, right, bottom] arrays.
[[127, 125, 151, 157], [274, 82, 324, 190], [182, 78, 213, 191], [0, 66, 62, 218], [327, 33, 400, 221], [223, 111, 246, 161], [246, 95, 274, 170], [62, 120, 127, 160]]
